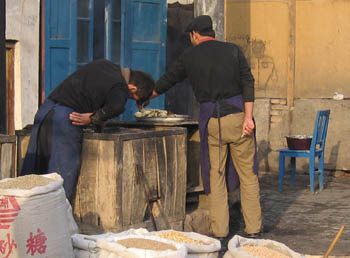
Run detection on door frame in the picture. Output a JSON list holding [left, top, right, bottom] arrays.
[[0, 0, 6, 134], [5, 42, 15, 135]]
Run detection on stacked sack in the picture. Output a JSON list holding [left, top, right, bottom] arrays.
[[0, 173, 77, 258]]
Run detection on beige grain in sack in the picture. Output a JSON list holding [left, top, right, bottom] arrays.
[[0, 173, 75, 258]]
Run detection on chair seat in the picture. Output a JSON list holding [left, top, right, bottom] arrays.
[[278, 148, 323, 157]]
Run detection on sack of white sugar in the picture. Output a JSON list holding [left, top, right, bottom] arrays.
[[0, 173, 75, 258]]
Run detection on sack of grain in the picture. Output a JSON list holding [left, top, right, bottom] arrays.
[[150, 230, 221, 258], [72, 232, 113, 258], [96, 234, 188, 258], [72, 228, 150, 258], [227, 235, 306, 258], [0, 173, 75, 258]]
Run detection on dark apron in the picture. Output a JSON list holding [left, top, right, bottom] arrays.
[[199, 94, 258, 194], [21, 99, 83, 201]]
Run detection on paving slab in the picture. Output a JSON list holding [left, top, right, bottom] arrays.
[[220, 172, 350, 257]]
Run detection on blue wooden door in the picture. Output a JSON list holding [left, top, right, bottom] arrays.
[[120, 0, 167, 120], [44, 0, 77, 98]]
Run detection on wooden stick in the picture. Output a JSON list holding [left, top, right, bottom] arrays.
[[323, 225, 345, 258]]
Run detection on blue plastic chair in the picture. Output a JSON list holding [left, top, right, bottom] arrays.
[[278, 110, 330, 193]]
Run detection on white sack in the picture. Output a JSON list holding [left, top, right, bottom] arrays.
[[227, 235, 306, 258], [74, 247, 100, 258], [0, 173, 74, 258], [187, 252, 220, 258], [66, 198, 79, 236], [72, 228, 150, 258], [96, 234, 187, 258], [149, 229, 221, 258]]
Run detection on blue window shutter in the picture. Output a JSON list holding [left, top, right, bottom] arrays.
[[44, 0, 77, 98], [120, 0, 167, 120]]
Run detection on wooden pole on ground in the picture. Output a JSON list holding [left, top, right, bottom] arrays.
[[323, 225, 345, 258]]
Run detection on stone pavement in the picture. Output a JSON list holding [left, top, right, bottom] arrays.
[[219, 172, 350, 257]]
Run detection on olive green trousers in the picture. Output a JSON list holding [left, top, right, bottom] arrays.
[[204, 113, 262, 237]]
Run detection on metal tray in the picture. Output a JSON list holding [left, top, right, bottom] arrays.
[[135, 115, 189, 123]]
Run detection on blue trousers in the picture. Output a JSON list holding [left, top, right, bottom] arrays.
[[21, 99, 83, 201]]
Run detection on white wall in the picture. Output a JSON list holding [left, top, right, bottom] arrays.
[[6, 0, 40, 129]]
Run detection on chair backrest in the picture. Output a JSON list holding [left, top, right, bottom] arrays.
[[310, 110, 330, 152]]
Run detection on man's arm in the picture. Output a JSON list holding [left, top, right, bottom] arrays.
[[154, 54, 187, 95], [139, 55, 187, 110], [237, 46, 255, 136], [238, 47, 255, 103], [89, 83, 129, 125]]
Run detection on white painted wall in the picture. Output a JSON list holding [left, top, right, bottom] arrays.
[[6, 0, 40, 129]]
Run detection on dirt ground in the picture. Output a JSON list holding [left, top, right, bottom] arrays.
[[216, 172, 350, 257]]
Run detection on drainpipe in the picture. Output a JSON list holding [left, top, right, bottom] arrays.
[[287, 0, 296, 107]]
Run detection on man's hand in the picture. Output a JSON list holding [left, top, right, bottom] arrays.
[[69, 112, 93, 126], [242, 117, 255, 136], [151, 90, 159, 99], [241, 101, 254, 137], [137, 99, 150, 111]]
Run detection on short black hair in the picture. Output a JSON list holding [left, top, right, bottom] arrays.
[[192, 30, 216, 38], [129, 70, 155, 105]]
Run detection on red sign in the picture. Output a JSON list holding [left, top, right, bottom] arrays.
[[0, 197, 21, 230]]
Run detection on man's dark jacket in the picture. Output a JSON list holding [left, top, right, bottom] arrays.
[[49, 59, 129, 123]]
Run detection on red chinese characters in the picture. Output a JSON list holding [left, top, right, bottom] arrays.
[[26, 228, 47, 256], [0, 197, 21, 230], [0, 233, 17, 258]]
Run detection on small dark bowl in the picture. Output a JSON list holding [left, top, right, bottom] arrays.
[[286, 135, 312, 150]]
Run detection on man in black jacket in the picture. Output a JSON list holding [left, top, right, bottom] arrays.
[[151, 15, 262, 239], [21, 59, 155, 202]]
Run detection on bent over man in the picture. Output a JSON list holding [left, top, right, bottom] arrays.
[[21, 59, 155, 202]]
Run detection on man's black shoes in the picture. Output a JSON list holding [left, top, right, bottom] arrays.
[[215, 237, 228, 252], [244, 231, 263, 239]]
